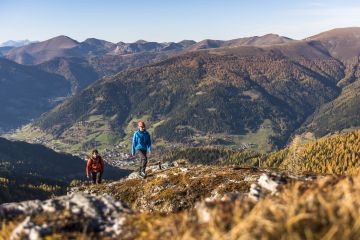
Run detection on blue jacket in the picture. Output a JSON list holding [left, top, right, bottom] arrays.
[[132, 130, 152, 155]]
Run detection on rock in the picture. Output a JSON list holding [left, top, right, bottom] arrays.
[[155, 173, 169, 179], [220, 192, 242, 202], [179, 167, 188, 172], [161, 161, 174, 169], [248, 172, 289, 201], [206, 189, 222, 202], [1, 200, 43, 219], [127, 172, 141, 179], [146, 161, 174, 172], [243, 175, 258, 182], [258, 172, 288, 194], [1, 193, 132, 239], [249, 183, 263, 201], [10, 216, 32, 240], [195, 202, 212, 224], [10, 216, 52, 240], [173, 159, 189, 167], [146, 165, 161, 171]]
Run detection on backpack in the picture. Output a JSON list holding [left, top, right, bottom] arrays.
[[90, 156, 102, 171]]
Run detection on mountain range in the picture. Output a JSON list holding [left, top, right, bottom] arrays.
[[1, 28, 360, 239], [0, 33, 295, 132], [3, 34, 292, 65], [32, 39, 343, 151], [2, 27, 360, 154], [0, 39, 36, 48]]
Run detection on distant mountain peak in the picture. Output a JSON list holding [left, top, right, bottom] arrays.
[[4, 35, 80, 65], [84, 38, 112, 44], [134, 40, 148, 44], [0, 39, 37, 47], [307, 27, 360, 40], [178, 40, 196, 44], [306, 27, 360, 60], [47, 35, 79, 45], [261, 33, 282, 37]]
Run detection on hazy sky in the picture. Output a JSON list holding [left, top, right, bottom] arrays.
[[1, 0, 360, 43]]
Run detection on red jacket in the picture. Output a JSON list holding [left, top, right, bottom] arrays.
[[86, 156, 104, 176]]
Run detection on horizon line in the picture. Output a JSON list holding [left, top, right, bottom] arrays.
[[2, 26, 360, 46]]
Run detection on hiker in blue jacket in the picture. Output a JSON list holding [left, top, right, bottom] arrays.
[[132, 121, 152, 178]]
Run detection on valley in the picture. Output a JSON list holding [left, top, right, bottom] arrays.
[[1, 27, 360, 239]]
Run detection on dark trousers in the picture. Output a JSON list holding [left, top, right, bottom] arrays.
[[91, 171, 102, 184], [137, 150, 148, 173]]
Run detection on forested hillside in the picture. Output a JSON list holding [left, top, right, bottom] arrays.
[[263, 130, 360, 174], [17, 41, 344, 154]]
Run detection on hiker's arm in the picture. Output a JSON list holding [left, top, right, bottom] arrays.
[[147, 134, 152, 155], [86, 159, 91, 177], [100, 157, 104, 174], [131, 133, 137, 156]]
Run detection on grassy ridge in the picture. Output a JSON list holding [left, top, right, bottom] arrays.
[[73, 166, 259, 212]]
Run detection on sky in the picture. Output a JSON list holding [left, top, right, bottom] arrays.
[[1, 0, 360, 43]]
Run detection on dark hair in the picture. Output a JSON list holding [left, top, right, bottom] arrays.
[[92, 149, 99, 155]]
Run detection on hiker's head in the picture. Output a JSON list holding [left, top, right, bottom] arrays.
[[92, 149, 99, 158], [138, 121, 146, 132]]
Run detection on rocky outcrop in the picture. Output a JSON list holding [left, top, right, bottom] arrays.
[[0, 163, 324, 239], [70, 164, 262, 213], [248, 172, 289, 201], [1, 193, 131, 239], [196, 171, 321, 226]]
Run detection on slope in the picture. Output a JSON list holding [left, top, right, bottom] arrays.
[[300, 27, 360, 137], [0, 58, 71, 132], [0, 137, 130, 202], [263, 130, 360, 174], [17, 41, 343, 154]]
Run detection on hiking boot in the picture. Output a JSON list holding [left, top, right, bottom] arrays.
[[140, 171, 146, 179]]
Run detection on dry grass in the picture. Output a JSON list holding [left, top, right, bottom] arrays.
[[0, 221, 19, 240], [119, 174, 360, 240], [3, 171, 360, 239], [77, 165, 259, 213]]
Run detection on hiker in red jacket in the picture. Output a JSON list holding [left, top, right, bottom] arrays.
[[86, 149, 104, 184]]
